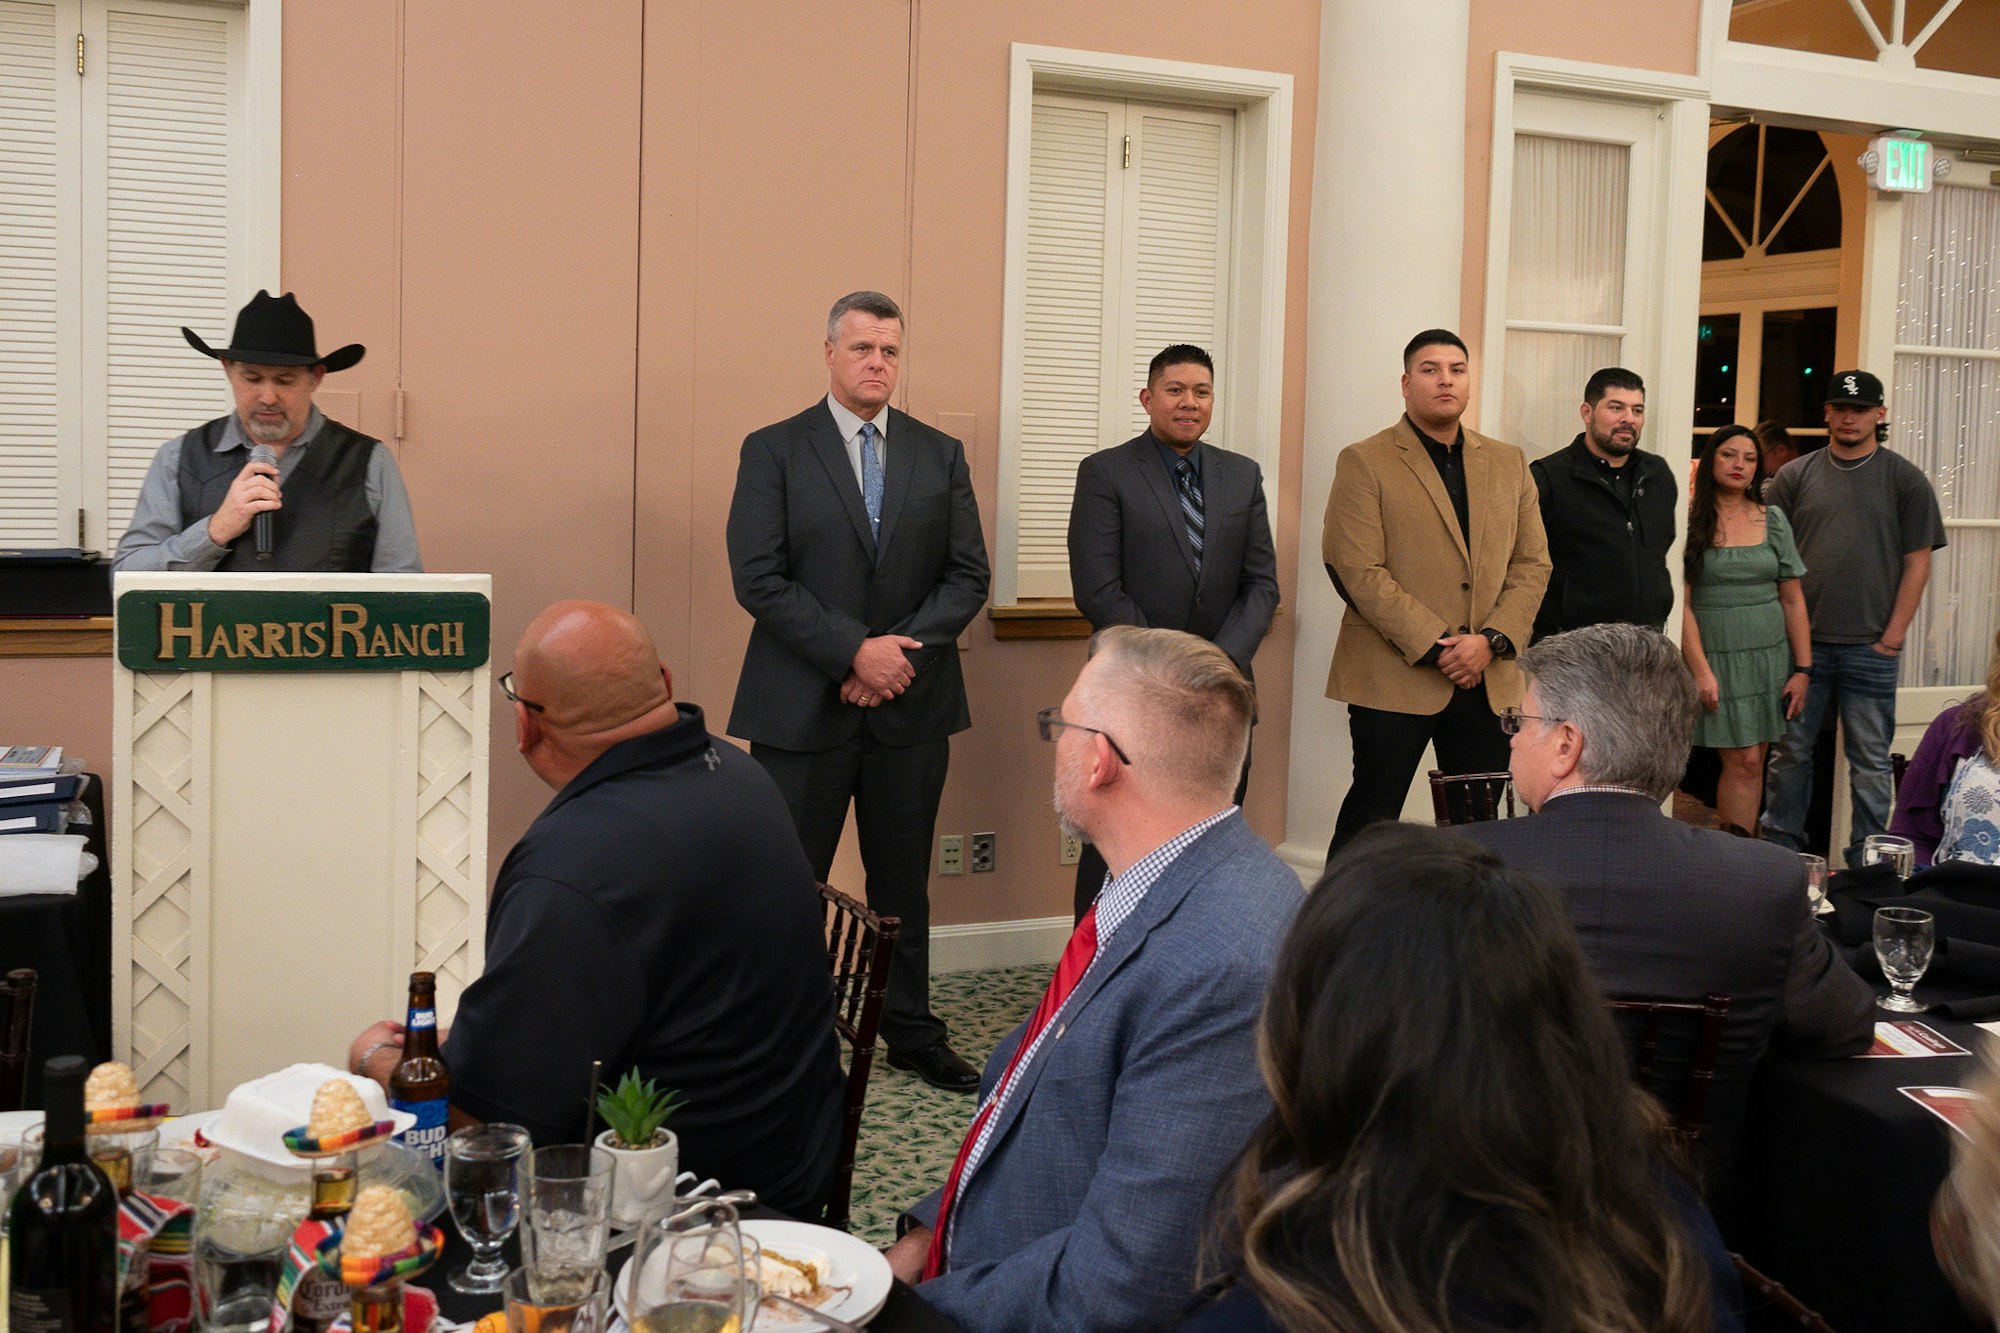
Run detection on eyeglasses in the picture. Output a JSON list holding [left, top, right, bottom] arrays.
[[1497, 707, 1560, 735], [1035, 707, 1132, 766], [497, 671, 545, 714]]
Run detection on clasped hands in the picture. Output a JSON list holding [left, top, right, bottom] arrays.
[[841, 634, 922, 708], [1434, 632, 1493, 688]]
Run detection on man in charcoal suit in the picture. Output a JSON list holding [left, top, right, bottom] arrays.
[[1064, 344, 1279, 918], [1460, 623, 1873, 1178], [726, 291, 991, 1093]]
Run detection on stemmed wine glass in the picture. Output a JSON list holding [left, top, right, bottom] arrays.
[[631, 1226, 762, 1333], [1874, 906, 1936, 1014], [444, 1122, 532, 1294], [1863, 834, 1917, 880]]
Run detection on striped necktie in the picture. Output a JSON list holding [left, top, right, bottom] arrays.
[[923, 902, 1100, 1278], [1175, 456, 1204, 575]]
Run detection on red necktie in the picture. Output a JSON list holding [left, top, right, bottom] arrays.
[[923, 903, 1100, 1279]]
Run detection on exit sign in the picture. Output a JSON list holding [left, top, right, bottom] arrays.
[[1869, 136, 1934, 193]]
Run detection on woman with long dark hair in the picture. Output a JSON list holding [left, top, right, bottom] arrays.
[[1183, 824, 1738, 1332], [1681, 424, 1812, 833]]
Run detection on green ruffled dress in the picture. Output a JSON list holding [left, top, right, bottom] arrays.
[[1689, 505, 1805, 749]]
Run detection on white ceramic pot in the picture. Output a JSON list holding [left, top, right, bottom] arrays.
[[596, 1127, 679, 1227]]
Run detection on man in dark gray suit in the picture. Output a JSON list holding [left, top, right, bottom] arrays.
[[726, 291, 991, 1092], [1064, 345, 1278, 917], [1461, 623, 1872, 1172]]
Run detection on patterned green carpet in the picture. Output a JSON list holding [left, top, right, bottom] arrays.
[[847, 965, 1051, 1245]]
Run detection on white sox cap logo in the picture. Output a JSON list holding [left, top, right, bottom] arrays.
[[1843, 374, 1860, 397]]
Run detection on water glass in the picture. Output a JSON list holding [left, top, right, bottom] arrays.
[[137, 1146, 205, 1207], [1799, 853, 1830, 914], [445, 1122, 533, 1294], [504, 1265, 611, 1332], [1874, 905, 1936, 1013], [193, 1210, 293, 1332], [521, 1144, 614, 1293], [1863, 833, 1916, 879]]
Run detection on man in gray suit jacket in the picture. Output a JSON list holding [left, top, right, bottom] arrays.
[[886, 627, 1300, 1330], [1461, 624, 1873, 1177], [1064, 345, 1279, 917], [727, 291, 991, 1092]]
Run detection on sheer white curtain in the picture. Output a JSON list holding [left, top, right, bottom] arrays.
[[1895, 182, 2000, 689], [1499, 134, 1629, 455]]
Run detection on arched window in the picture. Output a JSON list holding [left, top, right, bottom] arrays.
[[1703, 125, 1841, 261]]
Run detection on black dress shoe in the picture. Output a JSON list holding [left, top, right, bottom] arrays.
[[888, 1040, 980, 1093]]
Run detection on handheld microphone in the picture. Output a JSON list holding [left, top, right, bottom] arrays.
[[250, 443, 278, 560]]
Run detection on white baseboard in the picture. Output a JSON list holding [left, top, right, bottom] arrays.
[[929, 915, 1072, 974]]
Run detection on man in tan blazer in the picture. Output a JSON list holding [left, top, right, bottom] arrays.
[[1323, 329, 1550, 859]]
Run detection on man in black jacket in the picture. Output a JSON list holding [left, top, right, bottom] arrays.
[[1530, 367, 1676, 641]]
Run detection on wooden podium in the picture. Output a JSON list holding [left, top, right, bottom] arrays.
[[111, 573, 492, 1106]]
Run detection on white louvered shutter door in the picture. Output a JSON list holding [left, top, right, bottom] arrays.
[[0, 0, 71, 545], [1123, 107, 1232, 436], [1017, 92, 1122, 599], [89, 0, 237, 545]]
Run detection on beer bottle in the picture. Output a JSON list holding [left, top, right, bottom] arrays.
[[388, 971, 451, 1168], [289, 1160, 360, 1332]]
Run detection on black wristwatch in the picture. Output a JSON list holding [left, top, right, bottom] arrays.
[[1481, 628, 1513, 659], [1791, 663, 1811, 676]]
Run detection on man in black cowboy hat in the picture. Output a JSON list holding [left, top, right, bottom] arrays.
[[114, 290, 421, 572]]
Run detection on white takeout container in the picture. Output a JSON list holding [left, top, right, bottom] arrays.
[[203, 1062, 415, 1182]]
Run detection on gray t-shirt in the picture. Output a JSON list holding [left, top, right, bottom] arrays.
[[1764, 447, 1946, 643]]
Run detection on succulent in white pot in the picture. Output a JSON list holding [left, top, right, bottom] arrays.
[[593, 1070, 687, 1226]]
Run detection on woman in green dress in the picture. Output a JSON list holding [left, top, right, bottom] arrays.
[[1681, 425, 1813, 834]]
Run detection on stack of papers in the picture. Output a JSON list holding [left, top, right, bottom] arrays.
[[0, 745, 63, 777]]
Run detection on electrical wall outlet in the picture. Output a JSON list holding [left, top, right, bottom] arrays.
[[970, 831, 996, 873], [938, 834, 964, 875], [1059, 832, 1082, 866]]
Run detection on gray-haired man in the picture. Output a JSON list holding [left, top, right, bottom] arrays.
[[1460, 624, 1871, 1168]]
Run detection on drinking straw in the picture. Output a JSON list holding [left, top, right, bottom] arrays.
[[584, 1058, 603, 1144]]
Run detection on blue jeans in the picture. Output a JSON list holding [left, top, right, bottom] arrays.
[[1759, 640, 1900, 866]]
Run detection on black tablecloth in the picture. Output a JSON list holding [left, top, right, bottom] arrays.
[[0, 775, 112, 1106], [1740, 1001, 1984, 1332], [413, 1208, 960, 1331]]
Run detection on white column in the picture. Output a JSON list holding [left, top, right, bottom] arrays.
[[1279, 0, 1471, 876]]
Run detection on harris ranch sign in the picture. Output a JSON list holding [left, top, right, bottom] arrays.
[[117, 589, 490, 671]]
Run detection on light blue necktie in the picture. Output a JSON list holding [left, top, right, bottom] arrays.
[[860, 421, 884, 539]]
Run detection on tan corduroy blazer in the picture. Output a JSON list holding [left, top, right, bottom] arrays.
[[1323, 417, 1551, 715]]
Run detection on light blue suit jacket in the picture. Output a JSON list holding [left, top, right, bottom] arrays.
[[906, 812, 1301, 1331]]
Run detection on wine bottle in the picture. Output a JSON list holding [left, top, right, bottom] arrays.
[[389, 971, 451, 1168], [7, 1055, 118, 1332]]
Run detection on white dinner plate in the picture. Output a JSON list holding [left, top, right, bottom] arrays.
[[615, 1217, 893, 1330]]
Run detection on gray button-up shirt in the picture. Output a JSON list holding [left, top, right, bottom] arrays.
[[112, 406, 422, 572]]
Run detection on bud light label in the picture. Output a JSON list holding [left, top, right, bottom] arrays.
[[406, 1007, 437, 1031], [392, 1096, 449, 1167]]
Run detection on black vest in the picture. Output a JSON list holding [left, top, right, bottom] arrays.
[[176, 416, 380, 572]]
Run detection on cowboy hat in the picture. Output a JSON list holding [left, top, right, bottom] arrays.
[[182, 290, 365, 372]]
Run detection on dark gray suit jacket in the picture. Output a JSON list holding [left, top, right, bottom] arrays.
[[1067, 433, 1278, 673], [1461, 791, 1873, 1153], [726, 400, 989, 751], [905, 813, 1301, 1330]]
